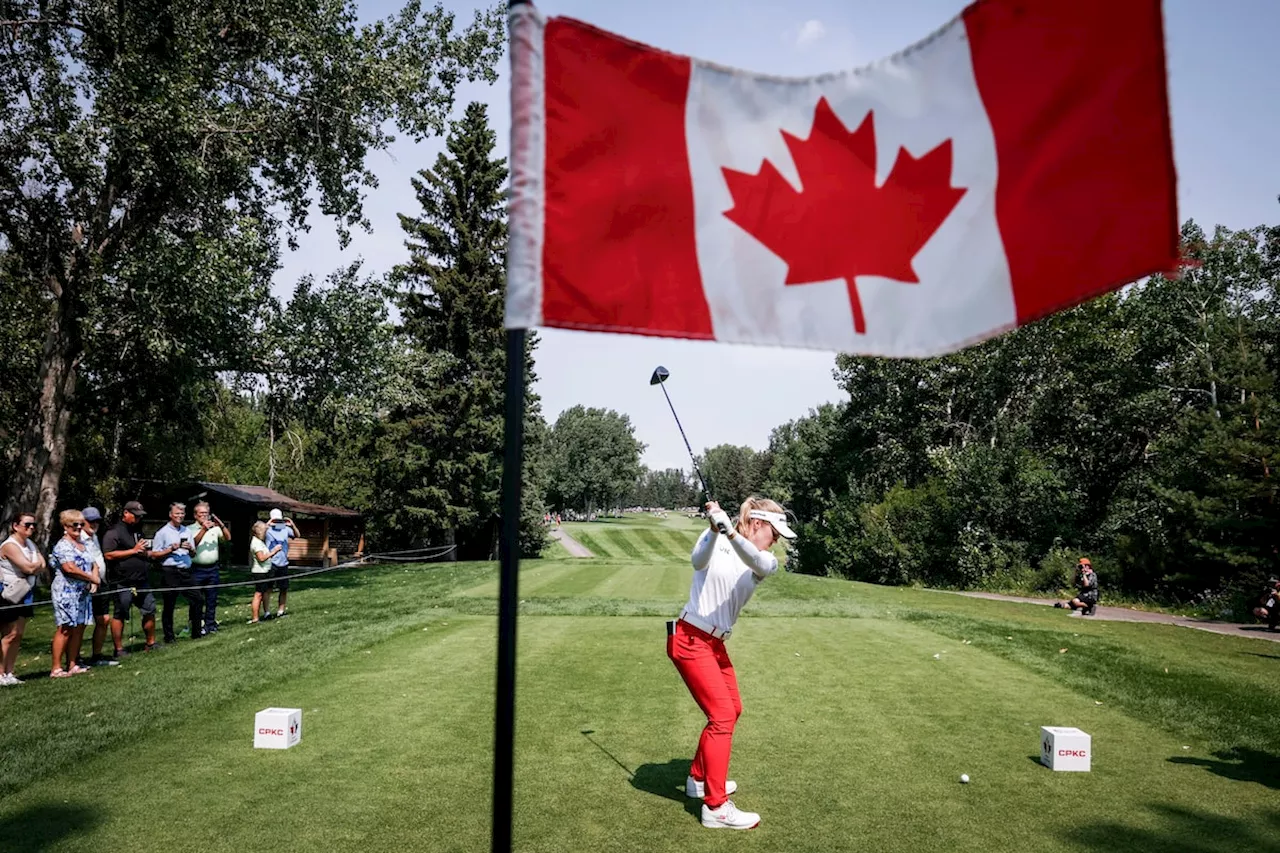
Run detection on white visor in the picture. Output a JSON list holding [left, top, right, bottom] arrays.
[[748, 509, 796, 539]]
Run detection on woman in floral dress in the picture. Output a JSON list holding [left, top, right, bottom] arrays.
[[50, 509, 101, 677]]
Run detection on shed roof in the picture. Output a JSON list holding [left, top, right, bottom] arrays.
[[196, 482, 362, 519]]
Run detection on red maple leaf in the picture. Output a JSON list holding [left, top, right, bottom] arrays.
[[722, 98, 966, 334]]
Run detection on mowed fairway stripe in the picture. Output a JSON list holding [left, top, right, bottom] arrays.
[[455, 554, 689, 603]]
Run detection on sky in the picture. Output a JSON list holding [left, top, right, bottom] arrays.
[[276, 0, 1280, 473]]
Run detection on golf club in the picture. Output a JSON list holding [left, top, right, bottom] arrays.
[[650, 365, 729, 535]]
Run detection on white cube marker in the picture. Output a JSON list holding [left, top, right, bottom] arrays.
[[1040, 726, 1091, 771], [254, 708, 303, 749]]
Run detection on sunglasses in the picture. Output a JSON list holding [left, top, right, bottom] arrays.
[[18, 521, 36, 529], [70, 522, 85, 529]]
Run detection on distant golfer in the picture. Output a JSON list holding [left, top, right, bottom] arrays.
[[667, 496, 796, 830], [1056, 558, 1099, 616]]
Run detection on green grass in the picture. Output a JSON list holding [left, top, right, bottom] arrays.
[[2, 512, 1277, 853]]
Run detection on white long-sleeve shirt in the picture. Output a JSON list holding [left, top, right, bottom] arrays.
[[680, 527, 778, 635]]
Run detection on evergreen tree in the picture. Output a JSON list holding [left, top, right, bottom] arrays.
[[379, 102, 546, 558]]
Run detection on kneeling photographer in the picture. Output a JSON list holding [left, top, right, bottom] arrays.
[[1252, 576, 1280, 631], [1055, 558, 1100, 616]]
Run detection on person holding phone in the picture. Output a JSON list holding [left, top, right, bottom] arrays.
[[189, 501, 231, 635], [263, 509, 298, 618], [152, 502, 197, 643], [102, 501, 160, 653]]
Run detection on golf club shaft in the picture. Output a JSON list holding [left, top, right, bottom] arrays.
[[658, 383, 728, 535]]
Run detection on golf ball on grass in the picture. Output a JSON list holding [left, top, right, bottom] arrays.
[[960, 774, 970, 784]]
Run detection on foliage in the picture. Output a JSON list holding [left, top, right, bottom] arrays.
[[374, 101, 546, 558], [696, 443, 772, 511], [546, 405, 645, 515], [627, 467, 699, 509], [768, 219, 1280, 602], [0, 0, 504, 528]]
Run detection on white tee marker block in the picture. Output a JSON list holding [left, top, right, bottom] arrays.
[[254, 708, 303, 750], [1040, 726, 1090, 771]]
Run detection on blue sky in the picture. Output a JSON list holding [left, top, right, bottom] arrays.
[[278, 0, 1280, 473]]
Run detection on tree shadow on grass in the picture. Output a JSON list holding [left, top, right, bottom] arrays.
[[630, 759, 701, 819], [1168, 747, 1280, 789], [1069, 803, 1280, 853], [0, 801, 100, 853]]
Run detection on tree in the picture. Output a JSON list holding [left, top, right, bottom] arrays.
[[377, 101, 546, 558], [629, 467, 698, 509], [697, 444, 772, 511], [0, 0, 504, 530], [546, 406, 645, 516]]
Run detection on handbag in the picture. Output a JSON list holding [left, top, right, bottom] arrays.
[[1, 536, 39, 604], [1, 567, 35, 605]]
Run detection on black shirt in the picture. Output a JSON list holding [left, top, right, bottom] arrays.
[[103, 520, 149, 584]]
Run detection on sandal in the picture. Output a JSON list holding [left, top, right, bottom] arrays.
[[50, 669, 72, 678]]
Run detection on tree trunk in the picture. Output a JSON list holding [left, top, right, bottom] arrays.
[[2, 284, 82, 535], [445, 525, 458, 562]]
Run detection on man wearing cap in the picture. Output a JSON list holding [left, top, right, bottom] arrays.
[[102, 501, 160, 653], [668, 495, 796, 831], [263, 509, 298, 618], [1055, 558, 1100, 616], [82, 507, 118, 666]]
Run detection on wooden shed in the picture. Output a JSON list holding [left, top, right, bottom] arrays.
[[183, 482, 365, 568]]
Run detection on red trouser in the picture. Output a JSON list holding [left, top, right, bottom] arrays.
[[667, 619, 742, 808]]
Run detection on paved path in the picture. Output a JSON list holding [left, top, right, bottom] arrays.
[[938, 590, 1280, 643], [549, 527, 593, 558]]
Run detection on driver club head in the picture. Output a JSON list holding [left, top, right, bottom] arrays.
[[649, 365, 670, 386]]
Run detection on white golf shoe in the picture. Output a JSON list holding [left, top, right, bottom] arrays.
[[685, 776, 737, 799], [701, 799, 760, 830]]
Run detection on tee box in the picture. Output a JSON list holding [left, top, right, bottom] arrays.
[[1040, 726, 1091, 771], [254, 707, 303, 749]]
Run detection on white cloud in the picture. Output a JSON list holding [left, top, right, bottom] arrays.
[[795, 19, 826, 48]]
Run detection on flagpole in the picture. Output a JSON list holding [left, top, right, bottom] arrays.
[[493, 327, 525, 853], [495, 6, 532, 851]]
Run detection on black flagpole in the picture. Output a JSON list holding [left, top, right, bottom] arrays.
[[495, 6, 531, 851], [493, 327, 525, 853]]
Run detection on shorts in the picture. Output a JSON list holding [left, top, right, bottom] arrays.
[[1, 603, 35, 626], [254, 566, 290, 594], [113, 585, 157, 620], [92, 586, 113, 618]]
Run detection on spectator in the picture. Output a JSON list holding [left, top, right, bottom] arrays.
[[247, 521, 283, 624], [1, 512, 47, 686], [263, 509, 298, 618], [102, 501, 159, 653], [1055, 558, 1100, 616], [82, 507, 118, 667], [1252, 577, 1280, 631], [153, 502, 197, 643], [189, 501, 231, 635], [51, 509, 100, 677]]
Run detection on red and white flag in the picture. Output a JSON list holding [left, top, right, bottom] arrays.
[[505, 0, 1178, 357]]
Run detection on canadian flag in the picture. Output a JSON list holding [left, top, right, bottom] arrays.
[[505, 0, 1178, 357]]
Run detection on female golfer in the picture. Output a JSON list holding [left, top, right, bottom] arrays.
[[668, 495, 795, 830]]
